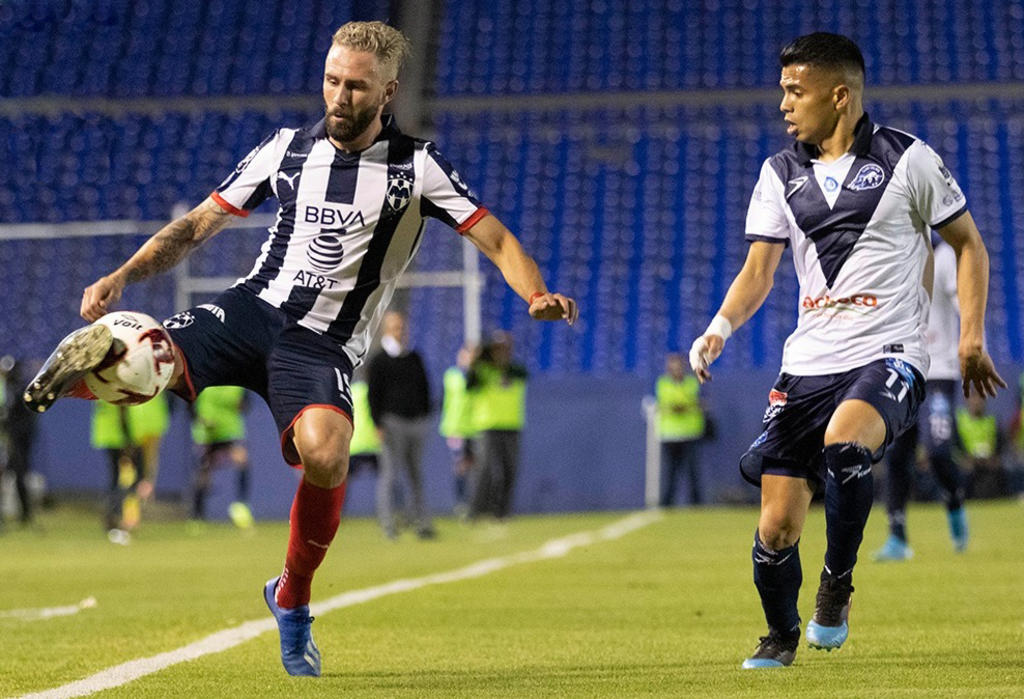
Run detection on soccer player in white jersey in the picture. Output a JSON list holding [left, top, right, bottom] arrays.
[[874, 236, 969, 561], [23, 22, 578, 677], [688, 33, 1005, 668]]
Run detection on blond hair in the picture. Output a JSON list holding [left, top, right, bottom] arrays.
[[332, 21, 411, 82]]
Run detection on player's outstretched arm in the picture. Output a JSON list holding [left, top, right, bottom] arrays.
[[689, 241, 784, 383], [462, 213, 578, 325], [81, 197, 235, 321], [937, 210, 1007, 398]]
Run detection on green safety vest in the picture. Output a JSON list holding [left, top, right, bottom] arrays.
[[91, 400, 128, 449], [349, 381, 381, 455], [439, 367, 476, 438], [656, 374, 704, 441], [956, 410, 998, 459], [192, 385, 246, 444], [468, 363, 526, 432], [91, 396, 169, 449]]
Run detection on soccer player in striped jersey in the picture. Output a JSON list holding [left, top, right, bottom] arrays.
[[24, 21, 577, 677], [688, 33, 1004, 668]]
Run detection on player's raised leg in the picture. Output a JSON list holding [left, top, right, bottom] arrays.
[[264, 407, 351, 677], [742, 474, 813, 668]]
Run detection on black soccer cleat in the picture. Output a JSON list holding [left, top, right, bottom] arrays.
[[806, 569, 854, 650], [23, 324, 113, 413], [742, 627, 800, 668]]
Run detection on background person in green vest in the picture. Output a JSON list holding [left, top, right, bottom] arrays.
[[90, 395, 168, 542], [348, 379, 381, 476], [656, 353, 706, 506], [190, 385, 253, 528], [467, 331, 526, 520], [440, 344, 478, 517], [956, 392, 1007, 499]]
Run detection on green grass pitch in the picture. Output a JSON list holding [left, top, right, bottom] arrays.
[[1, 500, 1022, 697]]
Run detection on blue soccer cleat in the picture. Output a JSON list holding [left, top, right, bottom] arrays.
[[806, 571, 853, 651], [742, 628, 799, 668], [263, 577, 321, 677], [948, 508, 968, 553], [873, 535, 914, 562]]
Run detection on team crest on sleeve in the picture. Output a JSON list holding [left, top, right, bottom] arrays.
[[385, 173, 413, 212], [163, 311, 195, 329], [847, 163, 885, 191]]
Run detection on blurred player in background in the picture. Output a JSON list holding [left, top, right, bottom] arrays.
[[190, 385, 253, 528], [689, 32, 1005, 668], [23, 21, 577, 677], [874, 235, 968, 561], [90, 398, 166, 543], [440, 343, 477, 517]]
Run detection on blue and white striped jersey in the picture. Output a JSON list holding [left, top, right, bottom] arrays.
[[745, 114, 968, 377], [211, 115, 486, 367]]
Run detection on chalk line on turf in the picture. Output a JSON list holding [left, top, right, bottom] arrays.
[[15, 510, 662, 699]]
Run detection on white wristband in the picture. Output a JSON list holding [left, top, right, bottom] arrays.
[[705, 314, 733, 341]]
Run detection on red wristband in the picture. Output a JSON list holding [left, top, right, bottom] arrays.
[[528, 292, 546, 304]]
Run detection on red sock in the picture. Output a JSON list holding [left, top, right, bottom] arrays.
[[66, 379, 96, 400], [275, 478, 347, 609]]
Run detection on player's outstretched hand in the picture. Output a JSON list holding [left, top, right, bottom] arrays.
[[529, 292, 578, 326], [689, 333, 725, 384], [960, 346, 1007, 398], [81, 274, 125, 322]]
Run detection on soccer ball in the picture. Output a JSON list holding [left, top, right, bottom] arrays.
[[83, 311, 176, 405]]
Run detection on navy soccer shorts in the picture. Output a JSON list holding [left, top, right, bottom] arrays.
[[162, 287, 354, 466], [740, 358, 925, 487]]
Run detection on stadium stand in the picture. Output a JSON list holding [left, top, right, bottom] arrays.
[[1, 0, 1022, 381]]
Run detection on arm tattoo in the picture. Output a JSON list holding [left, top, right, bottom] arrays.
[[122, 201, 230, 283]]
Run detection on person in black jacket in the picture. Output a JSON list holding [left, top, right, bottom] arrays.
[[1, 357, 38, 526], [367, 311, 434, 539]]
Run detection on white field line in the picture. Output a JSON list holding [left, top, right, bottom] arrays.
[[15, 510, 662, 699], [0, 598, 97, 621]]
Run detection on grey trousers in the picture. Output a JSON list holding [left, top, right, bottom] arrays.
[[376, 415, 431, 534], [470, 429, 521, 519]]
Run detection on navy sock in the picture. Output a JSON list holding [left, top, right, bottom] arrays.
[[929, 452, 965, 512], [885, 429, 914, 541], [824, 442, 874, 579], [237, 468, 250, 502], [752, 530, 802, 633], [888, 508, 907, 542]]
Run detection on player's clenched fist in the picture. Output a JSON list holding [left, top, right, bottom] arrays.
[[81, 274, 125, 322]]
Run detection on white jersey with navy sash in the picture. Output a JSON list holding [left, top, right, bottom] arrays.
[[211, 115, 487, 367], [745, 114, 968, 377], [926, 241, 960, 381]]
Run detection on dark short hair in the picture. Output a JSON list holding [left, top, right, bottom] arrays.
[[780, 32, 865, 78]]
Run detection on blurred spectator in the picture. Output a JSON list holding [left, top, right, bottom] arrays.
[[0, 356, 38, 526], [348, 379, 381, 477], [956, 393, 1007, 499], [90, 395, 168, 543], [367, 311, 434, 540], [656, 353, 706, 506], [190, 385, 253, 528], [1009, 372, 1024, 495], [467, 331, 527, 520], [440, 344, 477, 518]]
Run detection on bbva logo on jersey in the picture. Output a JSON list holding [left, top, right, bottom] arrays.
[[847, 163, 885, 191]]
